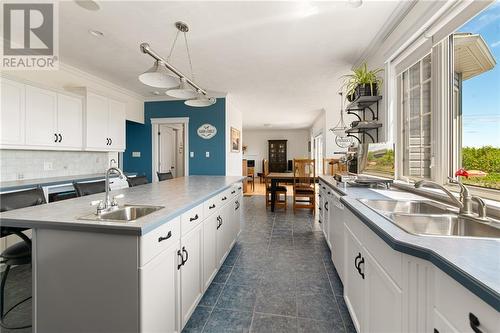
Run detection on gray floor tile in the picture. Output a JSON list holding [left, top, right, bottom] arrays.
[[254, 290, 297, 316], [213, 265, 233, 284], [199, 283, 224, 308], [204, 308, 253, 333], [336, 296, 356, 333], [297, 317, 345, 333], [296, 293, 338, 321], [251, 313, 298, 333], [227, 266, 263, 287], [216, 284, 258, 312], [181, 306, 211, 333]]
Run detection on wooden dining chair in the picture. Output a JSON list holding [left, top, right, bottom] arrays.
[[263, 159, 287, 209], [323, 158, 345, 175], [293, 159, 316, 213]]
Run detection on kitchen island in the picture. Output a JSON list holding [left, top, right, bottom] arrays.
[[0, 176, 244, 333]]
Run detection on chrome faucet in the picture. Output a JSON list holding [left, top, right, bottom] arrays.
[[91, 167, 125, 215], [414, 178, 485, 218]]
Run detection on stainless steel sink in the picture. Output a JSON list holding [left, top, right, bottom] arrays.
[[79, 205, 164, 222], [359, 199, 452, 215], [387, 213, 500, 238]]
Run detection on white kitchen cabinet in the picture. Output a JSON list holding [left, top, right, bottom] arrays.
[[329, 190, 345, 283], [140, 240, 181, 333], [323, 190, 332, 248], [344, 224, 365, 333], [1, 78, 25, 146], [25, 85, 58, 146], [432, 308, 460, 333], [203, 214, 218, 290], [85, 92, 125, 151], [57, 94, 83, 149], [232, 194, 242, 242], [179, 223, 204, 328]]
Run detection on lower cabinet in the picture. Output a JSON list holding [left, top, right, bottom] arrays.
[[203, 214, 219, 290], [329, 191, 345, 283], [179, 223, 204, 327], [140, 240, 180, 333]]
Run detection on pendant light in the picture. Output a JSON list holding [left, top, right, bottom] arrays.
[[185, 96, 216, 107], [330, 92, 350, 137], [138, 60, 179, 88], [139, 22, 215, 107]]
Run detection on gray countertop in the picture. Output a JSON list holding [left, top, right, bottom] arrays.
[[319, 175, 500, 311], [0, 172, 137, 192], [0, 176, 243, 236]]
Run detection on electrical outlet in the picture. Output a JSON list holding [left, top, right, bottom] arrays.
[[44, 161, 53, 171], [206, 151, 210, 158], [190, 152, 194, 158]]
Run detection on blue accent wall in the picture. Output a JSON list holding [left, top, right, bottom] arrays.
[[123, 99, 226, 182]]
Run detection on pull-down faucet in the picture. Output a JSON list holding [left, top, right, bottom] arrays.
[[91, 167, 126, 215]]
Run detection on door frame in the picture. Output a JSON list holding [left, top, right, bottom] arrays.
[[151, 117, 189, 183]]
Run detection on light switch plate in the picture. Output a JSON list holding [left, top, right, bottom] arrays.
[[206, 151, 210, 158], [190, 152, 194, 158], [132, 151, 141, 157]]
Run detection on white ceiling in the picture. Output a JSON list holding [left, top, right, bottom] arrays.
[[59, 1, 404, 129]]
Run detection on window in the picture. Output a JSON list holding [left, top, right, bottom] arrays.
[[451, 3, 500, 190], [400, 54, 432, 180]]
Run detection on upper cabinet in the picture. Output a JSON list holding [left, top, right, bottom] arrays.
[[84, 92, 126, 152], [1, 78, 25, 145], [0, 78, 126, 152]]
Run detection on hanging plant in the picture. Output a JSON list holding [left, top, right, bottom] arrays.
[[341, 62, 383, 101]]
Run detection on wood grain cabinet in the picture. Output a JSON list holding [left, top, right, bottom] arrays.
[[268, 140, 287, 172]]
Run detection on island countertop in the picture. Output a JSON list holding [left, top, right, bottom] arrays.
[[0, 176, 243, 236], [319, 175, 500, 312]]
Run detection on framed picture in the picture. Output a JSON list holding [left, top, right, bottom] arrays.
[[231, 127, 241, 152]]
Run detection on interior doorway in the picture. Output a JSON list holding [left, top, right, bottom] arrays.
[[313, 134, 323, 175], [152, 118, 189, 182]]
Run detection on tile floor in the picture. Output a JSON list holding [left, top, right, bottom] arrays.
[[0, 195, 355, 333], [182, 195, 356, 333]]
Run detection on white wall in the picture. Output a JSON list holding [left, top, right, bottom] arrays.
[[243, 129, 310, 174], [225, 94, 243, 176], [2, 62, 145, 123]]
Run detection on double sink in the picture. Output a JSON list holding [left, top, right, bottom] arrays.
[[359, 199, 500, 239], [80, 205, 164, 223]]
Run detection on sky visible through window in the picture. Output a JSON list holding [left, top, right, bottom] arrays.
[[459, 1, 500, 148]]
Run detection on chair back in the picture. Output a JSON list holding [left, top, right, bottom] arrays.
[[157, 171, 174, 181], [73, 180, 106, 197], [1, 187, 46, 238], [127, 175, 148, 187], [263, 159, 269, 176], [293, 159, 316, 188]]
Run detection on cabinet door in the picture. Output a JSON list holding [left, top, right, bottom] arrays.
[[364, 249, 402, 333], [107, 98, 126, 150], [140, 241, 180, 333], [233, 194, 242, 240], [0, 78, 25, 145], [323, 196, 331, 248], [432, 308, 460, 333], [180, 223, 203, 328], [215, 211, 226, 267], [329, 197, 345, 284], [203, 214, 218, 290], [222, 202, 234, 254], [86, 92, 109, 149], [344, 224, 365, 333], [57, 94, 82, 149], [25, 85, 57, 146]]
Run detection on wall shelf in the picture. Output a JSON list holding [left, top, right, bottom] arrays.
[[345, 95, 382, 144]]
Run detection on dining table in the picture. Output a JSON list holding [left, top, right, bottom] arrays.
[[265, 172, 295, 212]]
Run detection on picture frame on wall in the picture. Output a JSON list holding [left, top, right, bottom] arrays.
[[231, 127, 241, 152]]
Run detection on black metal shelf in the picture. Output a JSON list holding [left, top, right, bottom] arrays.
[[344, 95, 382, 144], [346, 95, 382, 110]]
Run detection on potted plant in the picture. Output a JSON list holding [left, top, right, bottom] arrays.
[[341, 62, 383, 101]]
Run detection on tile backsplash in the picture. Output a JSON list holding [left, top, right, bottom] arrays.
[[0, 150, 116, 182]]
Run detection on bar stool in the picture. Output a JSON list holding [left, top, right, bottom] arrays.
[[73, 180, 106, 197], [157, 171, 173, 181], [0, 186, 46, 330], [127, 175, 148, 187]]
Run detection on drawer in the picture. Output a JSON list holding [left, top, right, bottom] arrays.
[[204, 195, 219, 217], [181, 203, 204, 236], [139, 217, 180, 266], [234, 182, 243, 196], [219, 188, 232, 206]]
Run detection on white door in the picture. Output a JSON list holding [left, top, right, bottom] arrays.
[[180, 223, 203, 328], [314, 134, 323, 175], [107, 99, 125, 150], [344, 224, 365, 333], [203, 214, 218, 290], [57, 94, 83, 149], [159, 125, 176, 176], [0, 78, 25, 145], [364, 250, 402, 333], [25, 85, 57, 146], [86, 92, 109, 149], [140, 241, 180, 333]]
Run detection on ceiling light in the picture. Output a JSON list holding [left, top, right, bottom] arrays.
[[75, 0, 100, 11], [347, 0, 363, 8], [166, 78, 198, 99], [88, 29, 104, 37], [185, 96, 216, 107], [152, 91, 160, 95], [138, 60, 179, 88], [139, 22, 215, 107]]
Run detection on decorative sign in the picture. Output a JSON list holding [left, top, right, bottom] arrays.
[[197, 123, 217, 139], [335, 135, 354, 148]]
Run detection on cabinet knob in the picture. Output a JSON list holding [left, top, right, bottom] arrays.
[[182, 246, 189, 264], [58, 133, 62, 142], [222, 196, 227, 201]]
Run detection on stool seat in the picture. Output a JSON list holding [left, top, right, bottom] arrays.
[[1, 242, 30, 266]]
